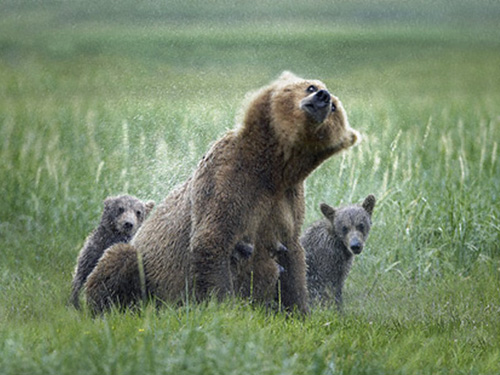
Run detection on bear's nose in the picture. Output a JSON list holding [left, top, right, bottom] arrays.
[[314, 90, 331, 107], [350, 239, 363, 254], [123, 221, 134, 231]]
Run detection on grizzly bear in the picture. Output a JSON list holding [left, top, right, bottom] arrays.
[[85, 239, 256, 314], [85, 71, 360, 314], [302, 195, 376, 310], [69, 195, 154, 309]]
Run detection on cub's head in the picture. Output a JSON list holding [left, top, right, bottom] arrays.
[[320, 194, 376, 256], [100, 195, 155, 237], [243, 71, 360, 153]]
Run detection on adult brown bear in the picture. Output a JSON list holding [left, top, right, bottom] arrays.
[[85, 71, 359, 314]]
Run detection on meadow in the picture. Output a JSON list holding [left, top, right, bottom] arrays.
[[1, 1, 499, 374]]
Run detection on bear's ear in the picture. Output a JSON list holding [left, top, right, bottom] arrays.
[[362, 194, 376, 217], [144, 200, 155, 217], [320, 203, 336, 222], [277, 70, 299, 82], [103, 196, 114, 210], [341, 126, 361, 149]]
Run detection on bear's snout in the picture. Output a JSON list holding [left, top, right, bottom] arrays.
[[314, 90, 331, 108], [349, 237, 363, 255], [123, 221, 134, 231], [300, 89, 332, 124], [118, 212, 138, 234]]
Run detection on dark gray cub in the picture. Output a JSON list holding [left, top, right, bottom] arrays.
[[70, 195, 155, 309], [302, 194, 376, 309]]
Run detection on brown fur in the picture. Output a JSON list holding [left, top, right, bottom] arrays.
[[85, 243, 146, 314], [85, 71, 359, 314]]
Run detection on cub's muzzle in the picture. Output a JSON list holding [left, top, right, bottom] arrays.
[[118, 212, 138, 235], [349, 238, 363, 255], [300, 89, 332, 124]]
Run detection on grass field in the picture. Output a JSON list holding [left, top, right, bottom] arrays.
[[1, 1, 500, 374]]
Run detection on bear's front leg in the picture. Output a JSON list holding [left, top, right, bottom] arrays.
[[334, 285, 344, 312], [276, 239, 309, 314], [190, 229, 235, 301]]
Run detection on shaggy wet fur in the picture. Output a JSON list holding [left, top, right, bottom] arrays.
[[85, 71, 359, 314]]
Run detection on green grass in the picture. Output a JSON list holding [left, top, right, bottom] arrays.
[[1, 1, 500, 374]]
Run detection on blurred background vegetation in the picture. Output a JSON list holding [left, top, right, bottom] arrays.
[[1, 1, 499, 374]]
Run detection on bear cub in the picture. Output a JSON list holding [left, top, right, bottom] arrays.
[[302, 194, 376, 310], [70, 195, 155, 309]]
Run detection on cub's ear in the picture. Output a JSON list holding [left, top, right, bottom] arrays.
[[362, 194, 376, 217], [278, 70, 299, 82], [103, 196, 114, 209], [320, 203, 336, 222], [144, 200, 155, 217]]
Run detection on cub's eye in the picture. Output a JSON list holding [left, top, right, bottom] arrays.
[[357, 223, 365, 232], [331, 102, 336, 112], [136, 210, 142, 217], [342, 226, 349, 235], [117, 207, 125, 214], [306, 85, 318, 93]]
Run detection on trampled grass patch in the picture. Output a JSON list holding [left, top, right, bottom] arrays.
[[1, 1, 499, 374]]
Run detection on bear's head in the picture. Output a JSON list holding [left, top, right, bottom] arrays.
[[242, 71, 360, 159], [320, 194, 376, 256], [101, 195, 155, 238]]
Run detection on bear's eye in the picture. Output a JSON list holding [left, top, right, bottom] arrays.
[[136, 210, 142, 218], [306, 85, 318, 93], [357, 223, 365, 232], [342, 226, 349, 235], [117, 207, 125, 214], [331, 102, 336, 112]]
